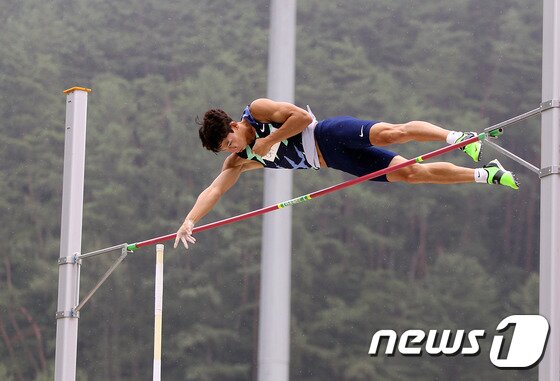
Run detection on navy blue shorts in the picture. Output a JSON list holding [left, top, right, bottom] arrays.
[[314, 116, 397, 182]]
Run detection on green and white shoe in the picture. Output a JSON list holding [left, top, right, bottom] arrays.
[[455, 132, 482, 162], [483, 159, 519, 190]]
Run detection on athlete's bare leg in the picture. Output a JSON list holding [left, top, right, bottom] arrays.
[[386, 156, 475, 184], [370, 121, 450, 146]]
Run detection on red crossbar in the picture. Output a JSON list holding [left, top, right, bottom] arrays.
[[130, 133, 483, 250]]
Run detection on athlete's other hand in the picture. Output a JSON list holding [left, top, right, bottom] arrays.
[[174, 219, 196, 250], [252, 138, 273, 158]]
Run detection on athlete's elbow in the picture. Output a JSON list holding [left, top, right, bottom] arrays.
[[300, 111, 313, 126]]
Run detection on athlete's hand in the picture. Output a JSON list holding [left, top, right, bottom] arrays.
[[174, 219, 196, 250], [252, 138, 273, 158]]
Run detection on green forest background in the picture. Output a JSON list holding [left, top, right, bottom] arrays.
[[0, 0, 543, 380]]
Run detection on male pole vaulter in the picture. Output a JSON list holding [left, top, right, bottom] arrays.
[[174, 98, 518, 250]]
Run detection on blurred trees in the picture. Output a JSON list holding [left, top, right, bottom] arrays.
[[0, 0, 541, 380]]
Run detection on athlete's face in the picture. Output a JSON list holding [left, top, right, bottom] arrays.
[[219, 122, 249, 153]]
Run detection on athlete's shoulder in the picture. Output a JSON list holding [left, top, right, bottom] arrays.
[[249, 98, 274, 108], [248, 98, 274, 119], [249, 98, 304, 124], [242, 100, 271, 125]]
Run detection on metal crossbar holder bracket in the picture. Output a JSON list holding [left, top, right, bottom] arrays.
[[55, 310, 80, 319], [541, 99, 560, 111], [539, 165, 560, 178], [58, 254, 81, 265], [78, 243, 128, 260], [483, 107, 542, 134]]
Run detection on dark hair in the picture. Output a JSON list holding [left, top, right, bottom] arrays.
[[197, 109, 234, 153]]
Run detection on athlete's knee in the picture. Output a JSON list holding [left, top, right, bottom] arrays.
[[370, 122, 407, 146], [388, 163, 425, 183]]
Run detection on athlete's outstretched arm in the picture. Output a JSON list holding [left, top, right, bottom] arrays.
[[250, 98, 312, 157], [174, 155, 262, 250]]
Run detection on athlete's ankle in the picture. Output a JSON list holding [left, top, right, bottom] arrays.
[[446, 131, 463, 145], [474, 168, 488, 183]]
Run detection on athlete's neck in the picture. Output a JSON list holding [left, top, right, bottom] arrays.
[[240, 119, 257, 145]]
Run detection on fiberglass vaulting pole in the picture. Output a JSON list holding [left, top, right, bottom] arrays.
[[54, 87, 91, 381], [258, 1, 297, 380], [539, 0, 560, 380]]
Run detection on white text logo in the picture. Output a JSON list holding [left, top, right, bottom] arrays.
[[368, 314, 549, 369]]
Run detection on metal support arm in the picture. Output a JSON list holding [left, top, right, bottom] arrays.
[[484, 139, 540, 174], [74, 246, 131, 313], [483, 100, 559, 136]]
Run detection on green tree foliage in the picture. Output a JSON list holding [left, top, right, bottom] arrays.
[[0, 0, 542, 379]]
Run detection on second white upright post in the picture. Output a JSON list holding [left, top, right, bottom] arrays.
[[153, 244, 165, 381]]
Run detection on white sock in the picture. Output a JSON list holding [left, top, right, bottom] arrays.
[[474, 168, 488, 183], [446, 131, 463, 145]]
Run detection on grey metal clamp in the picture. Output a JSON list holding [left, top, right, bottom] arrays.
[[540, 99, 560, 111], [55, 309, 80, 319], [539, 165, 560, 178], [57, 254, 81, 265]]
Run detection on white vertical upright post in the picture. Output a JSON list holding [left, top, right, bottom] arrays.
[[540, 0, 560, 380], [153, 244, 165, 381], [258, 1, 296, 381], [55, 87, 91, 381]]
